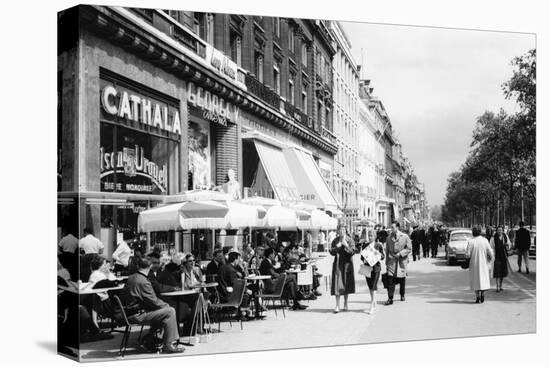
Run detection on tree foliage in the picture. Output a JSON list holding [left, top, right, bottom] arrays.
[[442, 49, 536, 226]]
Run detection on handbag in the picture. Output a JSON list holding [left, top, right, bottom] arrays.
[[358, 263, 372, 277]]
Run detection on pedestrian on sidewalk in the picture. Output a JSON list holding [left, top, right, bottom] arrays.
[[360, 230, 385, 314], [429, 225, 440, 258], [490, 226, 511, 292], [384, 221, 412, 305], [329, 224, 358, 313], [514, 221, 531, 274], [421, 224, 430, 259], [466, 226, 494, 303], [410, 225, 424, 261]]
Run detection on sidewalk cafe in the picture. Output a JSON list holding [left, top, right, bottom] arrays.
[[58, 188, 338, 359]]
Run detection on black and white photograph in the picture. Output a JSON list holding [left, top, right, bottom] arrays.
[[53, 2, 539, 362], [4, 1, 546, 366]]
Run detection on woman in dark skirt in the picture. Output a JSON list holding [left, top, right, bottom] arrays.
[[329, 224, 358, 313], [490, 226, 511, 292], [360, 230, 385, 314]]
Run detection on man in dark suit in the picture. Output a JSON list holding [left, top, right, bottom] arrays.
[[206, 250, 225, 281], [123, 257, 184, 353], [146, 252, 179, 295], [515, 221, 531, 273], [259, 248, 307, 310], [217, 252, 260, 318]]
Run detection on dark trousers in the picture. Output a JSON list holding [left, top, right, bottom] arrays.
[[412, 244, 421, 261], [130, 306, 179, 347], [422, 244, 429, 258], [387, 276, 406, 300], [431, 243, 438, 257]]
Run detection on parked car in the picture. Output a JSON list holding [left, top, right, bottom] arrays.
[[446, 229, 473, 265]]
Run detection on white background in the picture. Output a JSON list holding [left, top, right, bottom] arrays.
[[0, 0, 546, 366]]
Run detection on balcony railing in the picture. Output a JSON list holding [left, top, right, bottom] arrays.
[[245, 73, 281, 110], [283, 100, 309, 126], [172, 26, 207, 58]]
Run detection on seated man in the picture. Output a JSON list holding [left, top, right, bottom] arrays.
[[259, 248, 307, 310], [147, 252, 179, 295], [123, 257, 185, 354], [217, 252, 262, 319], [205, 250, 224, 282]]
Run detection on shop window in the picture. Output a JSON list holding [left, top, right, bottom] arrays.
[[100, 123, 180, 195]]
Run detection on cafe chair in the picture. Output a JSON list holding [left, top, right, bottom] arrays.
[[110, 294, 155, 357], [210, 279, 247, 331], [261, 274, 287, 318]]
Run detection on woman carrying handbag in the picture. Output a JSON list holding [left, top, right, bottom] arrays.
[[329, 224, 358, 313], [359, 230, 385, 314]]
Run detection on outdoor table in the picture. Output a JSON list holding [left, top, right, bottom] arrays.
[[161, 289, 201, 339], [286, 269, 306, 274], [57, 284, 124, 295], [188, 283, 219, 341]]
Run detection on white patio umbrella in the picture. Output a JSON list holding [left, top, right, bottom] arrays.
[[137, 200, 230, 232]]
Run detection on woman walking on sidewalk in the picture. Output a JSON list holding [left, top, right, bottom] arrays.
[[490, 226, 511, 292], [466, 226, 494, 303], [329, 224, 358, 313], [360, 230, 385, 314]]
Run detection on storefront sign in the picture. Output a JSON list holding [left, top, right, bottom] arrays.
[[101, 83, 181, 136], [239, 111, 300, 145], [206, 45, 238, 81], [100, 145, 167, 193], [187, 82, 240, 126]]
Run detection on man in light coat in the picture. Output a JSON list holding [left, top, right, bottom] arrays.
[[384, 221, 412, 305]]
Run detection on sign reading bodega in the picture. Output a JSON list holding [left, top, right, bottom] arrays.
[[101, 84, 181, 136], [187, 82, 239, 126], [100, 145, 167, 193]]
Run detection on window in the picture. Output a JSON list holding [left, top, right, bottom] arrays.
[[230, 33, 242, 67], [289, 30, 295, 53], [254, 52, 264, 82], [273, 64, 281, 94], [194, 13, 214, 44], [288, 79, 295, 105], [301, 86, 308, 112], [273, 17, 280, 38], [317, 101, 323, 129], [326, 107, 331, 131], [301, 43, 308, 67]]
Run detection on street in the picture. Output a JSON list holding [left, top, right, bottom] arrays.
[[80, 252, 535, 361]]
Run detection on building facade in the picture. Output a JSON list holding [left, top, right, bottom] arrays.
[[329, 22, 360, 232], [57, 6, 341, 258]]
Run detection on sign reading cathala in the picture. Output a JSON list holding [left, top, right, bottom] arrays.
[[100, 145, 167, 193], [187, 81, 240, 126], [101, 84, 181, 136]]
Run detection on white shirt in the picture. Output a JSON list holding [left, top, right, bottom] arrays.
[[79, 234, 104, 254], [112, 240, 132, 267], [58, 234, 79, 253]]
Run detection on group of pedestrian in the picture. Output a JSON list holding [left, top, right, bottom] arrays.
[[328, 221, 412, 314], [409, 224, 446, 260], [466, 221, 532, 303]]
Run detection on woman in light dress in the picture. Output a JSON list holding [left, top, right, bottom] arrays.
[[466, 226, 494, 303]]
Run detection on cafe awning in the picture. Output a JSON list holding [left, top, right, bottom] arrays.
[[252, 139, 300, 202], [298, 209, 331, 230], [283, 147, 339, 211]]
